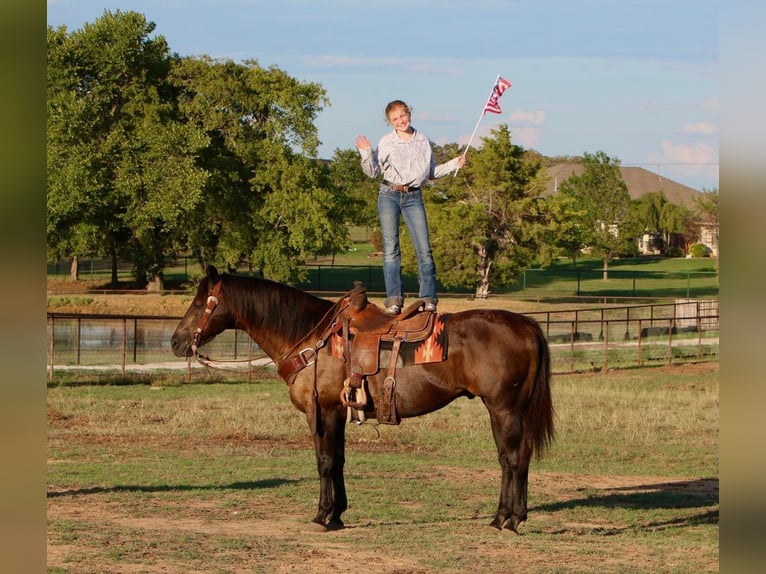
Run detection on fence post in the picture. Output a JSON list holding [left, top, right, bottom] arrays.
[[667, 318, 674, 365], [76, 317, 82, 366], [49, 315, 55, 382], [599, 308, 604, 340], [697, 300, 702, 360], [574, 309, 579, 335], [122, 318, 127, 375], [133, 318, 138, 363], [603, 321, 609, 370], [637, 319, 643, 367], [248, 338, 252, 384], [569, 321, 575, 373]]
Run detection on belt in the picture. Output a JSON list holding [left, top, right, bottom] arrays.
[[383, 180, 420, 193]]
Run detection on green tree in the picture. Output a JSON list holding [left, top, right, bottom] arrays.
[[47, 11, 208, 287], [169, 56, 346, 282], [659, 201, 693, 253], [557, 151, 632, 279], [633, 191, 666, 235], [694, 187, 719, 269], [536, 191, 587, 266], [329, 148, 378, 229], [629, 190, 692, 255], [421, 126, 546, 298]]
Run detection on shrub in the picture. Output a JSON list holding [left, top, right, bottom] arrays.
[[689, 243, 709, 258], [666, 246, 685, 258]]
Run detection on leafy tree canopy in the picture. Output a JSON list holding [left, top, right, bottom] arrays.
[[556, 151, 633, 278]]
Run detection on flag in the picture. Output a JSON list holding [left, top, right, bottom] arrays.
[[483, 76, 512, 115]]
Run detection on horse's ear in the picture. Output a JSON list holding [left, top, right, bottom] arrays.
[[206, 265, 220, 283]]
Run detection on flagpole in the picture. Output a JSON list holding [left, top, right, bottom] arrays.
[[453, 74, 500, 176]]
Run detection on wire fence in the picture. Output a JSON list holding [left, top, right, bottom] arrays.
[[48, 258, 719, 299], [46, 299, 718, 383]]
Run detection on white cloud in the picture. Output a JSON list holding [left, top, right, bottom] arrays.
[[658, 140, 719, 188], [661, 140, 716, 164], [510, 126, 542, 148], [452, 122, 541, 150], [680, 122, 717, 136], [507, 110, 545, 125]]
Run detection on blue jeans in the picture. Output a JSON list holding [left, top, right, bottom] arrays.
[[377, 185, 437, 308]]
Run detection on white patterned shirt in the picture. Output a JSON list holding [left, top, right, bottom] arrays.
[[359, 128, 460, 187]]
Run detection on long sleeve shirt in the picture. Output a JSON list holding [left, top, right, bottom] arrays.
[[359, 128, 460, 187]]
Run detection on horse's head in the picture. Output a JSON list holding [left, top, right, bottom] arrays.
[[171, 265, 236, 357]]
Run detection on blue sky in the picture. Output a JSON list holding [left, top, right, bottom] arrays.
[[47, 0, 718, 191]]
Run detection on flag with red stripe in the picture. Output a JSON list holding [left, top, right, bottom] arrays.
[[483, 76, 512, 115]]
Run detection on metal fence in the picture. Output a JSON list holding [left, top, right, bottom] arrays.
[[48, 258, 719, 299], [46, 299, 718, 383], [297, 266, 719, 299], [523, 299, 719, 373]]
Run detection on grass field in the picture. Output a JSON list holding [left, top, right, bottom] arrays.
[[47, 363, 719, 573], [48, 232, 719, 300]]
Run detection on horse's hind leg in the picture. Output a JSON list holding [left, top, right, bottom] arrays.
[[485, 405, 530, 532], [312, 408, 347, 530]]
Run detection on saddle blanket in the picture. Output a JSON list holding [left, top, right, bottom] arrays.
[[331, 313, 450, 366]]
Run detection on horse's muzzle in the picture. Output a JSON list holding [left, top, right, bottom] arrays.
[[170, 335, 193, 357]]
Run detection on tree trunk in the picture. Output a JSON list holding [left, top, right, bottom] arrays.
[[147, 273, 164, 292], [602, 259, 609, 281], [69, 256, 79, 282], [475, 245, 492, 299]]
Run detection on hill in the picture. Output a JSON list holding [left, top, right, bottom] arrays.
[[544, 164, 704, 208]]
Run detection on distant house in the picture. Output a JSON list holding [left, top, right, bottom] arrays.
[[545, 164, 717, 256]]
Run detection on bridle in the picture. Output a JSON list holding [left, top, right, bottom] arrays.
[[190, 280, 223, 354]]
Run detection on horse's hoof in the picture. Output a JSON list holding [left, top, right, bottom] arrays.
[[325, 520, 345, 531], [504, 516, 524, 534], [307, 521, 329, 532]]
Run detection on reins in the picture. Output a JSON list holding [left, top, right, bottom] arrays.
[[274, 294, 351, 382], [188, 278, 354, 379]]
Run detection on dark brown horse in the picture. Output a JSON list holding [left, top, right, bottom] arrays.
[[171, 266, 554, 532]]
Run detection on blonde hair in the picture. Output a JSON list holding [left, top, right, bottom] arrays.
[[385, 100, 411, 124]]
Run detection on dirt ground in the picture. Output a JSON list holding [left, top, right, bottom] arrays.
[[47, 362, 719, 572], [46, 278, 564, 318], [47, 443, 719, 573]]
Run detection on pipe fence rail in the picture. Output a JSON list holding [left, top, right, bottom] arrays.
[[47, 299, 718, 383]]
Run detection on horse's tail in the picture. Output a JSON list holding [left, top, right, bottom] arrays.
[[524, 322, 555, 460]]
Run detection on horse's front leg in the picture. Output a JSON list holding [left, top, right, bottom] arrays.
[[311, 407, 347, 530]]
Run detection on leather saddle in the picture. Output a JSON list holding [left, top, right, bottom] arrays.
[[340, 282, 435, 376], [336, 282, 438, 425]]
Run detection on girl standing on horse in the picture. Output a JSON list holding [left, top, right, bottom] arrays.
[[355, 100, 466, 315]]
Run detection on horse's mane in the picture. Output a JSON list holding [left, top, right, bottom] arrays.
[[220, 273, 335, 345]]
